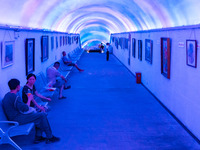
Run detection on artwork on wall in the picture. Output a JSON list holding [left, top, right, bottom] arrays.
[[161, 38, 171, 79], [132, 38, 136, 57], [115, 38, 118, 49], [51, 36, 54, 50], [76, 36, 79, 44], [72, 36, 74, 44], [145, 39, 153, 64], [60, 36, 62, 46], [41, 36, 49, 62], [56, 37, 58, 48], [119, 37, 122, 49], [1, 41, 15, 68], [68, 36, 71, 45], [186, 40, 197, 68], [25, 38, 35, 75], [138, 40, 142, 61], [125, 38, 129, 49], [65, 36, 68, 45]]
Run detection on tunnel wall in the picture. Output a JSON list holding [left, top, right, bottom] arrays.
[[0, 28, 80, 99], [111, 25, 200, 141]]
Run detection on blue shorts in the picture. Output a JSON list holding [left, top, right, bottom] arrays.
[[53, 79, 65, 88]]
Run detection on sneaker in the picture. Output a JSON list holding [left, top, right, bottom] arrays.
[[46, 135, 60, 144], [34, 136, 46, 144], [64, 85, 71, 90]]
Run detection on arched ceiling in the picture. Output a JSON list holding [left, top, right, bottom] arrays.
[[0, 0, 199, 47]]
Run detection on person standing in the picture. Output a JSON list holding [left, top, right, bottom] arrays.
[[106, 43, 110, 61]]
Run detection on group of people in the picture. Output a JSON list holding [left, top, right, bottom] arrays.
[[1, 50, 84, 145], [46, 51, 84, 99], [2, 78, 60, 144]]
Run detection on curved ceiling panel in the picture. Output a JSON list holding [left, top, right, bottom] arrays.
[[0, 0, 199, 47]]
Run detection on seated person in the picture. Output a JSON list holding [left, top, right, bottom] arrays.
[[46, 61, 71, 99], [62, 51, 84, 72], [22, 73, 51, 112], [2, 79, 60, 144]]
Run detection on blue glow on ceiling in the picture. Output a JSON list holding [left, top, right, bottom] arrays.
[[0, 0, 200, 47]]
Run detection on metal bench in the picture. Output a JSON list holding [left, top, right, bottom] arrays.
[[34, 72, 58, 100], [0, 100, 34, 150]]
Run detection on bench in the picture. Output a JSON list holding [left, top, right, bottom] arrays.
[[58, 59, 74, 72], [0, 100, 34, 150], [17, 86, 48, 109], [34, 72, 58, 100], [68, 47, 84, 61]]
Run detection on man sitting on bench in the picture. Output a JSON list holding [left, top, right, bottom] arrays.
[[62, 51, 84, 72], [47, 62, 71, 100], [2, 79, 60, 144]]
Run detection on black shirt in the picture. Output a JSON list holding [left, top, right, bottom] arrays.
[[22, 85, 36, 107]]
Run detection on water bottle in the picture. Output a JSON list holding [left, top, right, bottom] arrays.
[[27, 89, 31, 97]]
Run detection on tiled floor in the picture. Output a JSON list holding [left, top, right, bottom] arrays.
[[1, 52, 199, 150]]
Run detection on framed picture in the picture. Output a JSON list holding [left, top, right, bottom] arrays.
[[186, 40, 197, 68], [125, 38, 128, 49], [41, 36, 49, 62], [138, 40, 142, 61], [68, 36, 71, 45], [145, 39, 153, 64], [132, 38, 136, 57], [56, 37, 58, 48], [60, 36, 62, 46], [25, 39, 35, 75], [51, 36, 54, 50], [65, 36, 68, 45], [115, 38, 118, 49], [161, 38, 171, 79], [1, 41, 15, 68], [72, 36, 74, 44]]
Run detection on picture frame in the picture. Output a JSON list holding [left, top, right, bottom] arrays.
[[115, 38, 118, 49], [68, 36, 71, 45], [186, 40, 197, 68], [161, 38, 171, 79], [138, 40, 142, 61], [125, 38, 129, 49], [25, 38, 35, 75], [132, 38, 136, 57], [1, 41, 15, 68], [65, 36, 68, 45], [41, 36, 49, 62], [56, 37, 58, 48], [51, 36, 54, 50], [60, 36, 62, 46], [145, 39, 153, 64]]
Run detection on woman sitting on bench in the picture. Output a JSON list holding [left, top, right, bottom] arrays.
[[22, 73, 51, 112]]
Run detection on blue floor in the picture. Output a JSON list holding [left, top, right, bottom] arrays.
[[1, 52, 200, 150]]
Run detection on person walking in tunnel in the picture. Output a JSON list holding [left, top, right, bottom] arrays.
[[62, 51, 84, 72], [2, 79, 60, 144], [99, 43, 104, 53], [106, 43, 110, 61], [46, 61, 71, 99]]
